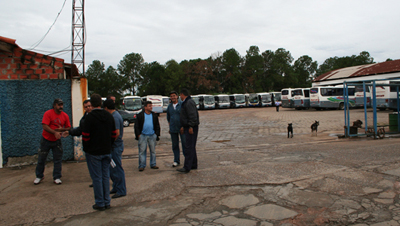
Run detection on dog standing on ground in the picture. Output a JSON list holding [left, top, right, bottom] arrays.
[[287, 123, 293, 138], [311, 121, 319, 136]]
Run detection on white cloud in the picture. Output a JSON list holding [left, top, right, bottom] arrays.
[[1, 0, 399, 70]]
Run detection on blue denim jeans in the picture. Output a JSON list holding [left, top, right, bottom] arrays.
[[138, 134, 157, 168], [110, 143, 126, 196], [86, 153, 112, 207], [35, 137, 63, 180], [170, 132, 186, 164]]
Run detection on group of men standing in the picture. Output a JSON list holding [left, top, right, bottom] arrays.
[[33, 89, 199, 211]]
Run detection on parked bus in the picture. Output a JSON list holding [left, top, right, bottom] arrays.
[[122, 96, 142, 113], [214, 94, 230, 109], [248, 93, 272, 107], [141, 95, 163, 113], [354, 85, 371, 108], [293, 88, 310, 110], [229, 94, 246, 108], [310, 86, 355, 110], [259, 93, 272, 107], [270, 92, 282, 106], [374, 81, 400, 110], [192, 95, 200, 109], [162, 96, 169, 112], [248, 93, 259, 107], [198, 94, 215, 110], [281, 88, 294, 108]]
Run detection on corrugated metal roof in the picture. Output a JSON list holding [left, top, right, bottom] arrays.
[[314, 59, 400, 82]]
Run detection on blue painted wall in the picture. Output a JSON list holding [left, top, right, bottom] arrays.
[[0, 80, 74, 163]]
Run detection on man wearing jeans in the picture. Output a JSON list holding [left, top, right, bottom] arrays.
[[34, 98, 71, 185], [134, 101, 160, 171], [82, 94, 117, 211], [166, 91, 185, 167], [103, 99, 126, 199], [177, 89, 200, 173]]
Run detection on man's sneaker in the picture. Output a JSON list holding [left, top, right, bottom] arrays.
[[172, 162, 179, 167], [34, 177, 44, 185], [54, 179, 62, 185], [139, 168, 144, 172]]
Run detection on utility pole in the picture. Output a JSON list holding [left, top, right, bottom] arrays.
[[71, 0, 85, 76]]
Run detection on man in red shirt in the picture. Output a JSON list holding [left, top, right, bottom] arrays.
[[34, 98, 71, 185]]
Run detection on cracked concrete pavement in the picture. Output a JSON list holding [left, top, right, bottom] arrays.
[[1, 107, 400, 226]]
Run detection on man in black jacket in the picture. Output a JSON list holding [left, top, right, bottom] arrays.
[[177, 89, 200, 173], [82, 94, 117, 211], [67, 100, 92, 136], [63, 99, 93, 187], [134, 101, 161, 171]]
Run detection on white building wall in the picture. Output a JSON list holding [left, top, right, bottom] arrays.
[[71, 78, 88, 161]]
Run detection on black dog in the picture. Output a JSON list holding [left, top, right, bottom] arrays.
[[287, 123, 293, 138], [311, 121, 319, 136], [352, 120, 363, 128]]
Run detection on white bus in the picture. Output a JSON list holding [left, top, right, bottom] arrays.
[[281, 88, 295, 108], [270, 92, 282, 106], [141, 95, 163, 113], [229, 94, 246, 108], [162, 96, 169, 112], [374, 81, 400, 110], [192, 95, 200, 109], [310, 86, 356, 110], [214, 94, 230, 109], [198, 94, 215, 110], [354, 85, 371, 108], [248, 93, 272, 107], [122, 96, 142, 113], [293, 88, 310, 110]]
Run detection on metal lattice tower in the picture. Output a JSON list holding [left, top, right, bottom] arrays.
[[71, 0, 85, 76]]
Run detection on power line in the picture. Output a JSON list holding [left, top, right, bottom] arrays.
[[28, 0, 68, 50]]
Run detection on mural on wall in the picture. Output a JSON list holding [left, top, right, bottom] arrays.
[[0, 79, 74, 163]]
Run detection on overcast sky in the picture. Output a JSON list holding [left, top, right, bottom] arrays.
[[1, 0, 399, 72]]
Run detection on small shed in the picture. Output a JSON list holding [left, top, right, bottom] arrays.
[[0, 36, 88, 167]]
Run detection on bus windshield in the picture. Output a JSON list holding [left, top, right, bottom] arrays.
[[124, 98, 142, 111], [218, 96, 229, 103], [235, 95, 245, 103], [162, 98, 169, 106], [192, 96, 199, 105], [273, 93, 281, 101], [249, 94, 258, 103], [261, 94, 271, 103], [204, 96, 214, 104]]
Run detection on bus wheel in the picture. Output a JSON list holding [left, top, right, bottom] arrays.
[[339, 103, 344, 110], [379, 108, 386, 111]]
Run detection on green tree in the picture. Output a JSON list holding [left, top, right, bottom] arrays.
[[243, 46, 264, 92], [86, 60, 105, 95], [261, 48, 294, 91], [137, 61, 166, 96], [293, 55, 318, 87], [221, 48, 243, 93], [86, 60, 126, 100], [164, 59, 186, 93], [315, 51, 375, 77], [117, 53, 145, 95]]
